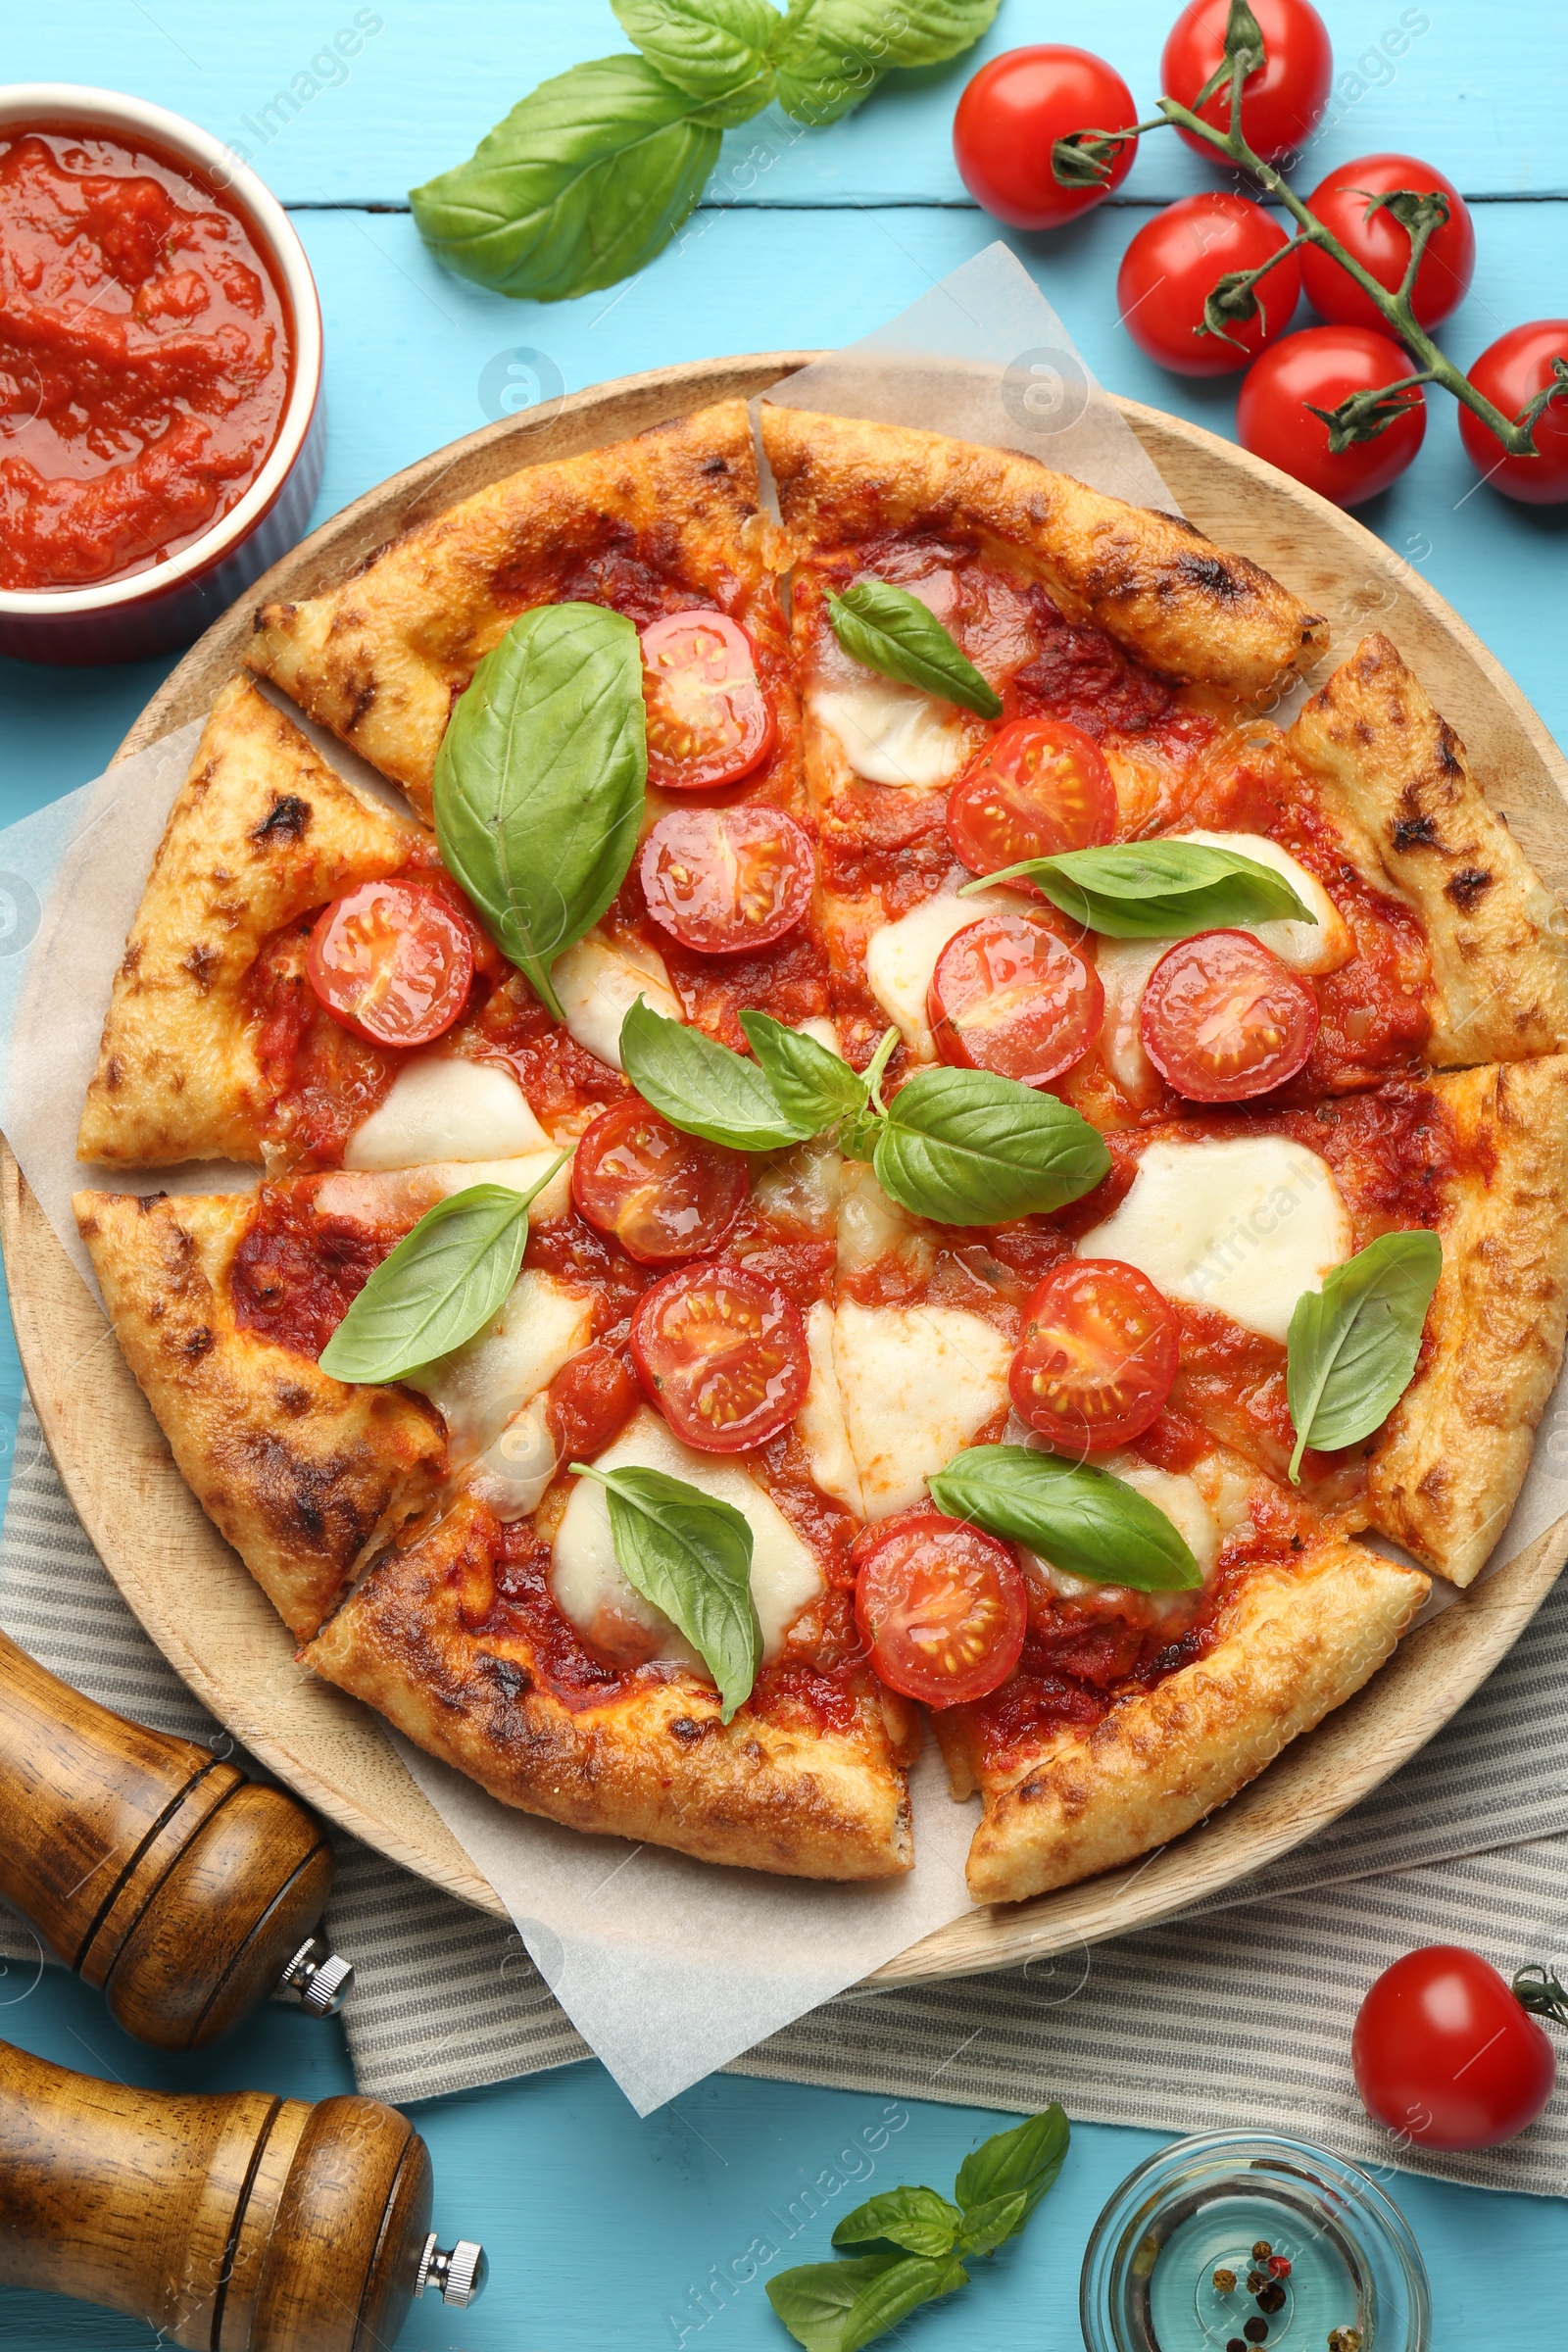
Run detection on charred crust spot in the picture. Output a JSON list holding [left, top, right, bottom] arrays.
[[274, 1382, 313, 1418], [182, 1327, 215, 1361], [699, 456, 728, 477], [1445, 866, 1493, 911], [668, 1716, 708, 1746], [134, 1192, 170, 1213], [251, 794, 311, 845], [1393, 812, 1441, 852], [182, 943, 221, 991], [1436, 723, 1464, 779], [345, 678, 377, 732], [105, 1055, 123, 1092], [1171, 550, 1245, 602], [255, 602, 296, 632], [120, 943, 142, 978], [481, 1655, 531, 1702]]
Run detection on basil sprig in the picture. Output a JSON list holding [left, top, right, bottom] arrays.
[[767, 2107, 1067, 2352], [411, 2, 1002, 300], [827, 580, 1003, 720], [433, 605, 646, 1022], [965, 838, 1316, 939], [928, 1445, 1203, 1591], [620, 1000, 1110, 1226], [1286, 1230, 1443, 1481], [318, 1165, 564, 1386], [571, 1461, 761, 1721]]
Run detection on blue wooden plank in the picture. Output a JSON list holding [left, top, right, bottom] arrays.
[[9, 0, 1566, 205]]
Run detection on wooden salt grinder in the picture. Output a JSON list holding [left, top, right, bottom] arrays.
[[0, 2039, 486, 2349], [0, 1628, 353, 2048]]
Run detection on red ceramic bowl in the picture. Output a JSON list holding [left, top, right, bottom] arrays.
[[0, 84, 325, 666]]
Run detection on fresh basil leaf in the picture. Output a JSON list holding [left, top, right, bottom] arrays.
[[612, 0, 778, 121], [318, 1176, 556, 1385], [956, 2189, 1029, 2258], [831, 2186, 961, 2260], [928, 1448, 1202, 1591], [570, 1462, 761, 1721], [766, 2250, 967, 2352], [409, 56, 725, 301], [970, 839, 1316, 939], [772, 0, 1003, 124], [1286, 1229, 1443, 1482], [740, 1010, 868, 1133], [828, 580, 1003, 720], [620, 998, 811, 1151], [433, 605, 646, 1021], [954, 2106, 1070, 2230], [873, 1070, 1110, 1227]]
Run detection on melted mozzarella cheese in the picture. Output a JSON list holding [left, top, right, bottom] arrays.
[[345, 1056, 547, 1170], [808, 677, 970, 790], [1079, 1134, 1351, 1344], [832, 1300, 1012, 1519], [404, 1270, 593, 1464], [796, 1300, 864, 1515], [864, 886, 1028, 1059], [551, 1407, 824, 1670], [549, 934, 683, 1071], [315, 1150, 573, 1227], [1096, 938, 1171, 1103], [796, 1014, 843, 1057], [835, 1163, 931, 1278], [1021, 1451, 1221, 1628], [467, 1396, 558, 1521], [1175, 831, 1351, 975]]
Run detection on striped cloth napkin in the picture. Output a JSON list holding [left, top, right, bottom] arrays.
[[1, 1397, 1563, 2196]]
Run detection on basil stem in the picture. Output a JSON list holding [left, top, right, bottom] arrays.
[[928, 1446, 1203, 1591], [967, 838, 1315, 939], [570, 1461, 761, 1722], [1286, 1229, 1443, 1481]]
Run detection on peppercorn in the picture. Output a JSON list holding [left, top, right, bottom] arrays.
[[1258, 2283, 1287, 2314], [1245, 2322, 1269, 2346], [1252, 2240, 1273, 2259], [1248, 2271, 1266, 2292], [1327, 2332, 1364, 2352], [1228, 2340, 1248, 2352], [1214, 2269, 1238, 2293], [1268, 2255, 1292, 2279]]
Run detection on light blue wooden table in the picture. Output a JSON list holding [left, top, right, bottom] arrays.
[[1, 7, 1564, 2343]]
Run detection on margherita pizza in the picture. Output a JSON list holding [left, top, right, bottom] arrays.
[[72, 397, 1568, 1904]]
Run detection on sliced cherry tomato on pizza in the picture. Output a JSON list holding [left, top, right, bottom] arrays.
[[640, 611, 775, 792], [1141, 928, 1318, 1102], [1161, 0, 1333, 167], [639, 804, 814, 955], [852, 1511, 1027, 1708], [1008, 1258, 1179, 1451], [1299, 155, 1475, 333], [947, 717, 1116, 884], [929, 912, 1103, 1089], [629, 1261, 809, 1452], [572, 1101, 749, 1265], [307, 879, 474, 1048]]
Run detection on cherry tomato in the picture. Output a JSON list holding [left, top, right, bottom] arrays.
[[947, 717, 1116, 884], [1142, 929, 1318, 1102], [640, 612, 775, 792], [1161, 0, 1333, 167], [307, 879, 474, 1048], [1353, 1946, 1557, 2150], [1459, 320, 1568, 507], [1236, 325, 1426, 507], [546, 1343, 639, 1464], [1116, 194, 1301, 376], [639, 804, 814, 955], [852, 1510, 1027, 1708], [1299, 155, 1474, 332], [571, 1101, 748, 1265], [629, 1261, 809, 1453], [1009, 1258, 1179, 1451], [953, 47, 1138, 231], [929, 913, 1103, 1089]]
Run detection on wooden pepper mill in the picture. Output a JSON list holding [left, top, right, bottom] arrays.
[[0, 1628, 353, 2048], [0, 2039, 485, 2349]]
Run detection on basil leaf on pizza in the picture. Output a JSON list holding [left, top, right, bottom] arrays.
[[621, 998, 815, 1151], [319, 1173, 562, 1385], [970, 839, 1317, 938], [872, 1069, 1111, 1226], [569, 1461, 761, 1722], [740, 1009, 869, 1132], [766, 2250, 967, 2352], [831, 2186, 962, 2260], [612, 0, 778, 121], [1286, 1229, 1444, 1481], [827, 580, 1003, 720], [434, 604, 646, 1021], [928, 1446, 1203, 1591]]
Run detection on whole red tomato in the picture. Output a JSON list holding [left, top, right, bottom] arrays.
[[1459, 320, 1568, 506], [1237, 324, 1425, 506], [1161, 0, 1332, 166], [953, 46, 1137, 230], [1353, 1946, 1557, 2150], [1299, 154, 1475, 331], [1117, 194, 1300, 376]]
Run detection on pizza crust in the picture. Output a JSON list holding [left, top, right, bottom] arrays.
[[954, 1538, 1426, 1905], [78, 678, 422, 1169], [304, 1494, 915, 1880], [760, 405, 1328, 698], [1286, 633, 1568, 1066], [1367, 1056, 1568, 1587], [248, 399, 792, 815], [74, 1188, 444, 1638]]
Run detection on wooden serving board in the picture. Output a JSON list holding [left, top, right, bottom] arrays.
[[6, 354, 1567, 1987]]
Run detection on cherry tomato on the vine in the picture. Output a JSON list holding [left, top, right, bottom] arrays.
[[852, 1510, 1027, 1708], [1161, 0, 1333, 167], [639, 804, 815, 956], [1299, 154, 1475, 332], [1009, 1258, 1180, 1451], [953, 47, 1138, 231], [1459, 320, 1568, 507], [947, 717, 1116, 879], [629, 1261, 809, 1453], [307, 879, 474, 1048], [1117, 193, 1301, 376], [1236, 325, 1426, 507], [929, 913, 1103, 1089], [1353, 1945, 1557, 2150], [571, 1101, 749, 1265], [640, 612, 775, 792], [1142, 929, 1318, 1101]]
